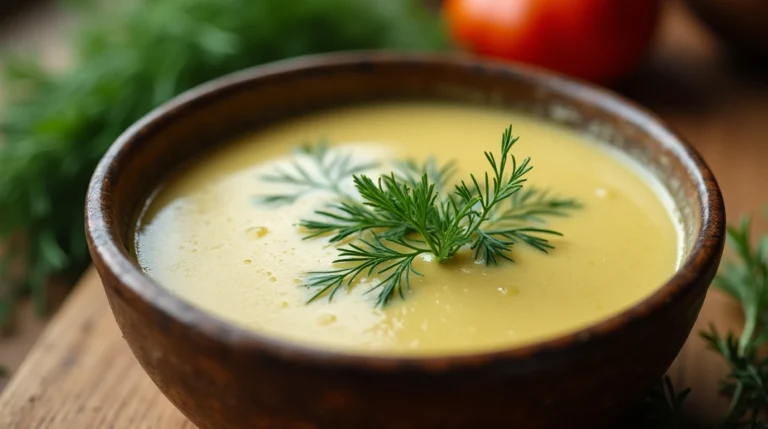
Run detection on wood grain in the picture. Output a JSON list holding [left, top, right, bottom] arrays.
[[0, 1, 766, 428], [0, 269, 193, 429]]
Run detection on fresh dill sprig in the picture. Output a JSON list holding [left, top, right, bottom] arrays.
[[257, 142, 379, 205], [475, 188, 581, 256], [492, 187, 582, 224], [393, 157, 458, 193], [300, 201, 407, 243], [304, 235, 427, 306], [474, 226, 563, 255], [285, 125, 580, 305]]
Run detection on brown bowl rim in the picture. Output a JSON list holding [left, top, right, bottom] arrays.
[[85, 51, 725, 372]]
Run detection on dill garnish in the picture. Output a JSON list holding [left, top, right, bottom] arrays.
[[259, 125, 580, 306], [492, 187, 582, 224], [304, 235, 425, 306], [393, 157, 459, 193], [256, 142, 379, 205]]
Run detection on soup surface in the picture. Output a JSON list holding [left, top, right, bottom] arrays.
[[135, 102, 682, 356]]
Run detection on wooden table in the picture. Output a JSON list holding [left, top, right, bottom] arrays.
[[1, 1, 767, 427], [0, 269, 194, 428]]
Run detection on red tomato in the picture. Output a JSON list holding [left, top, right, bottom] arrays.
[[443, 0, 661, 84]]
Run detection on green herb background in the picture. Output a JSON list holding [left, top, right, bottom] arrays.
[[0, 0, 446, 324]]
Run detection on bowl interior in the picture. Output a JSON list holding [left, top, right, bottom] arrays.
[[94, 52, 718, 359]]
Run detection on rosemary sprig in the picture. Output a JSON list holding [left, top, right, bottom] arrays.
[[702, 215, 768, 428], [259, 126, 580, 305], [641, 215, 768, 428], [635, 376, 691, 429], [702, 328, 768, 428]]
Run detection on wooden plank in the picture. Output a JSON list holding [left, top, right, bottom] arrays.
[[0, 300, 48, 391], [0, 269, 194, 429]]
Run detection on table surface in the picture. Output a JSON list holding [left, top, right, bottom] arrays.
[[0, 269, 194, 428], [1, 1, 768, 428]]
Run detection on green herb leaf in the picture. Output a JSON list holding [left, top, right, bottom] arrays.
[[636, 376, 690, 429], [265, 126, 580, 305], [305, 235, 428, 306], [492, 187, 582, 224], [700, 215, 768, 428], [257, 142, 380, 205], [712, 217, 768, 357], [393, 157, 458, 193], [300, 201, 405, 243], [0, 0, 447, 322]]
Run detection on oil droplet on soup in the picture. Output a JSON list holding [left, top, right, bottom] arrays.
[[134, 102, 682, 356]]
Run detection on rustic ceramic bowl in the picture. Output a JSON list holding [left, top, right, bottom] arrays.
[[85, 52, 725, 429]]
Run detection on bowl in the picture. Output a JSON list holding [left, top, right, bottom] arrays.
[[85, 52, 725, 429]]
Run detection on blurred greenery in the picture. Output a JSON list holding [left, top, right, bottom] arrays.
[[0, 0, 446, 326]]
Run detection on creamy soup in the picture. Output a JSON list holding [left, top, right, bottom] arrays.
[[134, 102, 682, 356]]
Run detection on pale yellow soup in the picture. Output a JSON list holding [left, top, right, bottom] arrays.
[[134, 102, 682, 356]]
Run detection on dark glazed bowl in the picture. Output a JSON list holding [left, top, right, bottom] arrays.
[[85, 52, 725, 429]]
